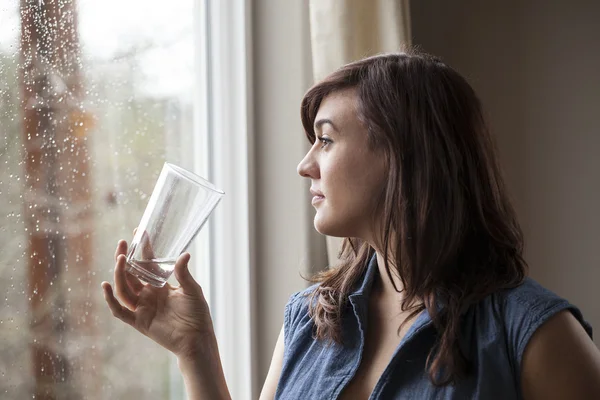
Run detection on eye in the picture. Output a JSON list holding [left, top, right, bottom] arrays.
[[317, 136, 332, 148]]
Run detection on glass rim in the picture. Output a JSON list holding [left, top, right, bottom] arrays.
[[165, 162, 225, 195]]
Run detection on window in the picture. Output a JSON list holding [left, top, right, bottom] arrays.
[[0, 0, 198, 397]]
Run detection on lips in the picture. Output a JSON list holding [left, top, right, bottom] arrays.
[[310, 188, 324, 197], [310, 188, 325, 205]]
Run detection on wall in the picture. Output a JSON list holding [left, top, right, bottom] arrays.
[[251, 0, 315, 396], [411, 0, 600, 342]]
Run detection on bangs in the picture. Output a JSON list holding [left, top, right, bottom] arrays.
[[300, 85, 322, 144], [300, 63, 364, 144]]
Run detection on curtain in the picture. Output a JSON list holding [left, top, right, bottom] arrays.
[[308, 0, 412, 265]]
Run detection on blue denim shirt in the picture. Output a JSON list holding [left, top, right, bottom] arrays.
[[275, 256, 593, 399]]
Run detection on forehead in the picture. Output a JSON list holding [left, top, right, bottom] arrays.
[[314, 88, 359, 126]]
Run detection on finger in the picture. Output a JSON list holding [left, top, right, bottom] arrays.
[[102, 281, 135, 326], [114, 239, 128, 262], [140, 230, 156, 261], [125, 269, 144, 294], [115, 239, 143, 293], [114, 254, 139, 311], [173, 253, 202, 295]]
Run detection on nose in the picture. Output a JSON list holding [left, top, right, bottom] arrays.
[[297, 148, 320, 179]]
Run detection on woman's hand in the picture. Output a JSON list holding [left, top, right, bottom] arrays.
[[102, 239, 232, 399], [101, 239, 214, 361]]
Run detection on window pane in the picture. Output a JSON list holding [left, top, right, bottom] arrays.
[[0, 0, 195, 398]]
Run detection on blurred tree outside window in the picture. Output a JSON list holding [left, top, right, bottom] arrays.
[[0, 0, 197, 398]]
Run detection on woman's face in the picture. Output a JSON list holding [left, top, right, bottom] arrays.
[[297, 88, 387, 241]]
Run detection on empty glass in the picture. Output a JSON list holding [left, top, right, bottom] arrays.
[[125, 162, 224, 287]]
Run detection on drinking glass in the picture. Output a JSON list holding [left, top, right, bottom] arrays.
[[125, 162, 224, 287]]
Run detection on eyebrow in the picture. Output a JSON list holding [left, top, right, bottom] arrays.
[[314, 118, 339, 132]]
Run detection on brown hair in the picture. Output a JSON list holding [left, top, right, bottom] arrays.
[[300, 49, 527, 385]]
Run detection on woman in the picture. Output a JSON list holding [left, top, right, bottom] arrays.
[[102, 50, 600, 399]]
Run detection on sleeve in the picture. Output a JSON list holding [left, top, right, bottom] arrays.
[[504, 278, 593, 382], [283, 290, 303, 353], [282, 283, 319, 354]]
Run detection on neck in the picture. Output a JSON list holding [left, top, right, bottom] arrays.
[[374, 251, 405, 298]]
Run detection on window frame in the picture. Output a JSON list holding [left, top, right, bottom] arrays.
[[190, 0, 254, 398]]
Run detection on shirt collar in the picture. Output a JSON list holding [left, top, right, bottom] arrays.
[[347, 252, 434, 338], [349, 252, 379, 299], [349, 252, 447, 315]]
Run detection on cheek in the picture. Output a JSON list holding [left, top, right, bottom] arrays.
[[314, 153, 386, 237], [349, 156, 387, 209], [322, 148, 386, 204], [322, 153, 354, 188], [324, 160, 373, 213]]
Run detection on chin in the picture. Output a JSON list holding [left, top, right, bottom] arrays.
[[313, 213, 333, 235], [313, 213, 350, 238]]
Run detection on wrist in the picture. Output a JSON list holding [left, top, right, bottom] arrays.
[[178, 360, 231, 400], [177, 337, 231, 400], [176, 329, 220, 365]]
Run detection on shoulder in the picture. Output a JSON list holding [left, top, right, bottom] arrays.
[[284, 283, 320, 320], [491, 277, 593, 373], [498, 276, 573, 309], [520, 306, 600, 399], [496, 277, 592, 337], [283, 283, 320, 349]]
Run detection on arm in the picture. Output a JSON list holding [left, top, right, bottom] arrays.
[[178, 336, 232, 400], [259, 325, 285, 400], [521, 310, 600, 400]]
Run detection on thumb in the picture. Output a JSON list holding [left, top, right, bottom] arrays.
[[173, 253, 202, 294]]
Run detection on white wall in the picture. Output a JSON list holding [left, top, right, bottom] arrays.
[[412, 0, 600, 342], [251, 0, 317, 395]]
